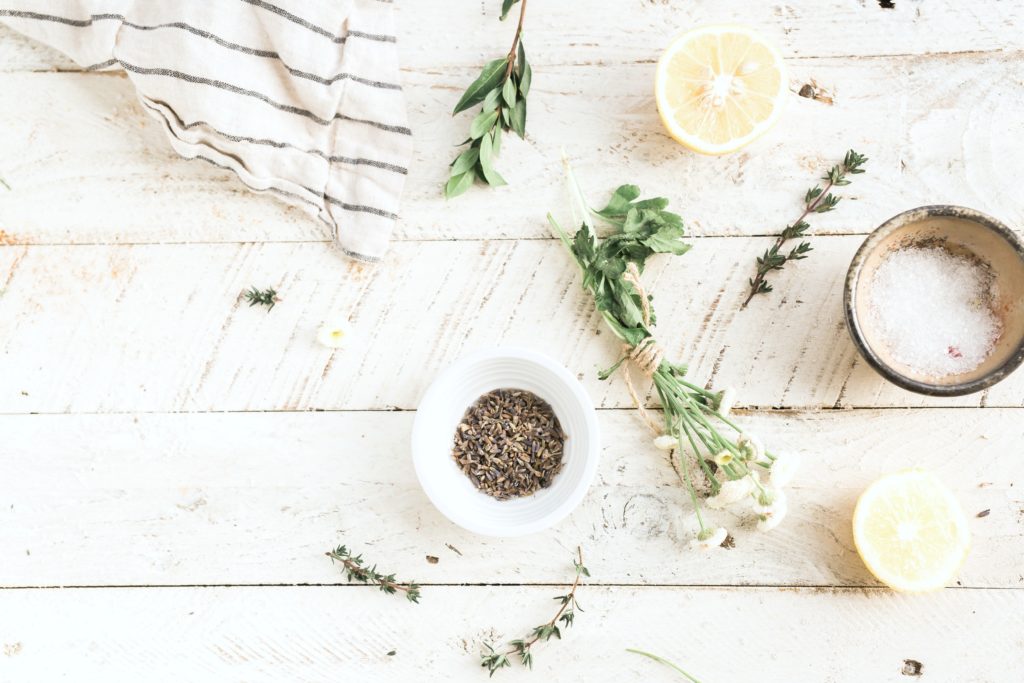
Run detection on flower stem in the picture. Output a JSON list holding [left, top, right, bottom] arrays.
[[626, 648, 704, 683]]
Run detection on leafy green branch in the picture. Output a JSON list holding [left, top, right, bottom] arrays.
[[742, 149, 868, 307], [446, 0, 531, 198], [480, 546, 588, 676], [325, 545, 422, 603]]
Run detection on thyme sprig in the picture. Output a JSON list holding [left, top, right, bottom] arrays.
[[742, 149, 868, 307], [325, 545, 422, 603], [446, 0, 531, 198], [480, 547, 588, 676], [242, 286, 279, 310]]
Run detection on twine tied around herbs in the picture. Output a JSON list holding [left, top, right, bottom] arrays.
[[619, 263, 665, 435]]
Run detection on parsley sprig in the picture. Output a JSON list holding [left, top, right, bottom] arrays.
[[742, 149, 868, 307], [446, 0, 531, 198], [480, 547, 588, 676]]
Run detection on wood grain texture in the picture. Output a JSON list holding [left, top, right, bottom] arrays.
[[2, 239, 1022, 413], [1, 585, 1022, 682], [2, 0, 1021, 72], [1, 409, 1020, 588], [1, 54, 1022, 243]]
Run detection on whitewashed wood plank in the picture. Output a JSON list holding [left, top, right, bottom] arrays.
[[0, 585, 1020, 681], [2, 0, 1021, 74], [1, 239, 1022, 412], [1, 410, 1019, 587], [2, 50, 1023, 244]]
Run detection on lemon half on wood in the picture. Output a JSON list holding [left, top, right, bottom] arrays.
[[655, 25, 788, 155], [853, 470, 971, 593]]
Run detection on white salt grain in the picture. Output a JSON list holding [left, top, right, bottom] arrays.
[[867, 245, 1001, 378]]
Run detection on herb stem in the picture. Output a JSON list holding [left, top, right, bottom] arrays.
[[505, 0, 528, 77], [742, 176, 834, 308], [325, 546, 421, 603], [627, 648, 704, 683]]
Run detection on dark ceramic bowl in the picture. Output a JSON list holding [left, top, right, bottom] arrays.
[[845, 205, 1024, 396]]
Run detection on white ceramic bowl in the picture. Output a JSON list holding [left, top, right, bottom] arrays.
[[412, 347, 601, 537]]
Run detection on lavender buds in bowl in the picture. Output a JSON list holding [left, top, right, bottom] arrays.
[[412, 347, 600, 537], [845, 205, 1024, 396]]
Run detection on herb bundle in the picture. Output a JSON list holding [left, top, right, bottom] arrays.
[[326, 544, 421, 603], [446, 0, 531, 198], [549, 160, 800, 546], [742, 149, 868, 307], [481, 546, 588, 676]]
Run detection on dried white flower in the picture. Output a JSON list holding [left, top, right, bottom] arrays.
[[755, 489, 788, 531], [737, 433, 765, 462], [713, 450, 734, 467], [769, 453, 801, 488], [316, 319, 353, 349], [689, 526, 728, 551], [653, 434, 677, 451], [752, 487, 785, 514], [716, 387, 738, 416], [706, 476, 754, 509]]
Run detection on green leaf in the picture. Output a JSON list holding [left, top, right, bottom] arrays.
[[478, 133, 507, 187], [445, 170, 474, 198], [482, 86, 502, 113], [450, 146, 480, 176], [596, 185, 641, 219], [511, 98, 527, 138], [502, 76, 517, 109], [642, 225, 691, 255], [500, 0, 520, 20], [516, 44, 532, 96], [492, 125, 502, 156], [453, 58, 508, 114], [470, 109, 500, 139]]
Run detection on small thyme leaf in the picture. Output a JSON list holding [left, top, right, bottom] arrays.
[[446, 0, 529, 198], [479, 546, 586, 676], [325, 545, 421, 603], [742, 149, 868, 308], [242, 286, 279, 310], [0, 176, 10, 191]]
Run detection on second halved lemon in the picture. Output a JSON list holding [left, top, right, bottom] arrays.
[[655, 25, 788, 155], [853, 470, 971, 593]]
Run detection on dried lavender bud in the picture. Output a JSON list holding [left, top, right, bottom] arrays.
[[452, 388, 566, 500]]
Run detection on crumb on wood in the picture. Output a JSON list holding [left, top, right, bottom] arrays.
[[901, 659, 922, 676], [720, 533, 736, 549], [445, 543, 463, 556], [976, 509, 991, 518], [426, 555, 439, 564], [3, 642, 22, 657], [796, 78, 835, 105]]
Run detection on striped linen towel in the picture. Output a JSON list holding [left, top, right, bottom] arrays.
[[1, 0, 412, 261]]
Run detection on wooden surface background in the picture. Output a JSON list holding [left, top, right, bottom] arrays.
[[1, 1, 1023, 680]]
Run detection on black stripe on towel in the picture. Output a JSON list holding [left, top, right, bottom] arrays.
[[144, 99, 409, 175], [239, 0, 395, 43], [0, 10, 401, 90]]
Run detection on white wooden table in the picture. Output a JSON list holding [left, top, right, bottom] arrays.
[[2, 2, 1023, 680]]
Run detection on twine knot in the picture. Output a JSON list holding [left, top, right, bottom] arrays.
[[628, 338, 665, 377]]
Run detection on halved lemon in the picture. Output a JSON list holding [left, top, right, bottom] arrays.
[[655, 25, 788, 155], [853, 470, 971, 593]]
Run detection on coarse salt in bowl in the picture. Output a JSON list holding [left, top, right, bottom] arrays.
[[845, 205, 1024, 396], [412, 347, 600, 537]]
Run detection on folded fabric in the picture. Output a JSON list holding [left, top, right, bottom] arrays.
[[1, 0, 412, 261]]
